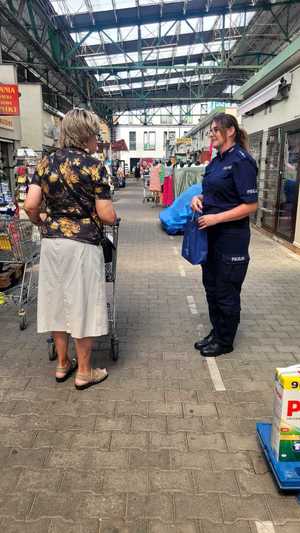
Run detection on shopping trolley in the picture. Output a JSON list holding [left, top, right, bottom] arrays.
[[48, 218, 121, 362], [142, 173, 154, 203], [0, 216, 40, 330]]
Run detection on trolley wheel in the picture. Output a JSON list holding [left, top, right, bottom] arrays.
[[19, 313, 27, 331], [48, 341, 57, 362], [111, 338, 119, 361]]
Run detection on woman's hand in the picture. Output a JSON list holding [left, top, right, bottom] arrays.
[[191, 195, 203, 212], [198, 214, 220, 229]]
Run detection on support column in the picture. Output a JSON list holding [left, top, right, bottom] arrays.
[[0, 26, 2, 64]]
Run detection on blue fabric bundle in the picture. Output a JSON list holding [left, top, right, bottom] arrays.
[[159, 183, 202, 235]]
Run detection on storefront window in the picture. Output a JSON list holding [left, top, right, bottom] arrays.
[[249, 131, 263, 224], [144, 131, 156, 150], [262, 128, 281, 232], [129, 131, 136, 151], [277, 131, 300, 241]]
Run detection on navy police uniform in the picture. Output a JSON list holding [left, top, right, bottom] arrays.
[[201, 144, 258, 348]]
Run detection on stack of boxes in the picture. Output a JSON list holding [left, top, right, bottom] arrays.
[[271, 364, 300, 462]]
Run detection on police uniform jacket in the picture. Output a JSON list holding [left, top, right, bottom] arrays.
[[202, 143, 258, 261]]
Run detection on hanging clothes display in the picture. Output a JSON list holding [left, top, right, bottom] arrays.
[[149, 163, 161, 192], [163, 174, 174, 207], [162, 162, 174, 207]]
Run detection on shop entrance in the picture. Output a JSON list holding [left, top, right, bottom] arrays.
[[262, 124, 300, 243], [0, 141, 10, 175], [0, 140, 13, 198], [130, 157, 140, 172]]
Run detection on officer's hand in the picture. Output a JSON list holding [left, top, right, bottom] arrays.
[[198, 214, 219, 229], [191, 195, 203, 212]]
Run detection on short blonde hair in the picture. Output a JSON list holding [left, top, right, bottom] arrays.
[[59, 108, 101, 149]]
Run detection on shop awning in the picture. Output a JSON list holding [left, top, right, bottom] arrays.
[[239, 74, 291, 115], [111, 139, 128, 151]]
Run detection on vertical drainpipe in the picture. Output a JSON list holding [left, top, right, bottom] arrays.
[[87, 79, 91, 109]]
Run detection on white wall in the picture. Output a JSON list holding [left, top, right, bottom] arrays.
[[241, 64, 300, 248], [19, 83, 62, 152], [115, 124, 193, 165], [242, 66, 300, 134], [19, 84, 43, 151]]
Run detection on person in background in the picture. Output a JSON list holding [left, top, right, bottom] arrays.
[[191, 113, 258, 357], [117, 164, 125, 187], [24, 108, 117, 389], [134, 163, 141, 180]]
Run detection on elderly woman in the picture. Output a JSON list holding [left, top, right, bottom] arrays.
[[24, 108, 117, 390]]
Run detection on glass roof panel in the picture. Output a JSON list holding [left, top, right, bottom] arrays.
[[223, 84, 241, 94], [50, 0, 139, 15], [49, 0, 257, 109], [141, 24, 160, 39], [50, 1, 86, 16], [99, 72, 215, 92]]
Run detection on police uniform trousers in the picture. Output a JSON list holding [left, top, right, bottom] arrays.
[[202, 223, 250, 347]]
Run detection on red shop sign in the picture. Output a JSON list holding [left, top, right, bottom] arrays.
[[0, 84, 20, 116]]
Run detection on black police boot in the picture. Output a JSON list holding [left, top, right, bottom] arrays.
[[194, 330, 215, 351], [200, 341, 233, 357]]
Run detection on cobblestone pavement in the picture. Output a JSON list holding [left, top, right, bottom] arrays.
[[1, 181, 300, 533]]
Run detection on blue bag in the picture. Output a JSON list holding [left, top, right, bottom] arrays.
[[181, 213, 208, 265], [159, 184, 202, 235]]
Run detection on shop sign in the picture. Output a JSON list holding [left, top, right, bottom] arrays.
[[0, 116, 13, 130], [111, 139, 128, 151], [169, 132, 176, 145], [176, 137, 192, 145], [0, 84, 20, 116]]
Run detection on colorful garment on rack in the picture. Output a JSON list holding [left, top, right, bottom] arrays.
[[149, 164, 161, 192], [163, 175, 174, 207]]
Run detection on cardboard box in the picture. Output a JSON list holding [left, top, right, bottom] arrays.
[[271, 364, 300, 462]]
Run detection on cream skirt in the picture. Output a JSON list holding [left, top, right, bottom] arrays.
[[37, 238, 108, 339]]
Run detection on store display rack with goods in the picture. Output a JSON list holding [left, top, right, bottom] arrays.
[[15, 149, 38, 212], [0, 168, 16, 217]]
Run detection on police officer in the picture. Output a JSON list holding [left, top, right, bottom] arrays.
[[192, 113, 258, 357]]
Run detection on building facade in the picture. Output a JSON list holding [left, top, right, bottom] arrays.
[[113, 105, 205, 170], [237, 36, 300, 248]]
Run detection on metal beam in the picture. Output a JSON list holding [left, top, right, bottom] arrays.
[[99, 82, 236, 99], [66, 64, 259, 72], [55, 1, 300, 33], [0, 0, 110, 118], [78, 27, 246, 57], [100, 68, 249, 88], [92, 97, 235, 102]]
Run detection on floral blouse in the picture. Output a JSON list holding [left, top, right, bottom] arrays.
[[31, 147, 111, 245]]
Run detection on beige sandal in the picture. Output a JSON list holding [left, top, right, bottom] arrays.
[[56, 359, 78, 383], [75, 368, 108, 390]]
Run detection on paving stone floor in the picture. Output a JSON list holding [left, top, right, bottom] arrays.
[[1, 181, 300, 533]]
